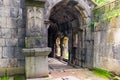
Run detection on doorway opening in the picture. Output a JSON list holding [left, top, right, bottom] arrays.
[[47, 0, 88, 67]]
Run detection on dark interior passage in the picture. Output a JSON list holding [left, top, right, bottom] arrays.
[[48, 0, 88, 67]]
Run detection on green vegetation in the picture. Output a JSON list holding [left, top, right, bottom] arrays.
[[14, 75, 25, 80], [0, 75, 25, 80], [25, 0, 45, 7], [94, 0, 120, 22], [92, 68, 112, 79], [0, 76, 9, 80], [93, 0, 108, 5], [90, 22, 95, 32]]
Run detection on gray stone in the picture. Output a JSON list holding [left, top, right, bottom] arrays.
[[112, 44, 120, 60], [9, 77, 14, 80], [25, 37, 47, 48], [1, 17, 7, 28], [0, 7, 3, 16], [11, 29, 18, 38], [0, 39, 5, 46], [3, 0, 10, 6], [23, 48, 51, 57], [18, 28, 25, 38], [23, 48, 51, 78], [2, 29, 11, 38], [10, 8, 19, 18], [7, 18, 17, 28], [18, 39, 25, 47], [26, 56, 49, 78], [0, 47, 2, 58], [3, 7, 10, 17], [0, 0, 3, 6], [10, 0, 20, 8], [17, 18, 23, 27], [0, 59, 9, 68], [17, 59, 25, 67], [5, 39, 18, 47], [0, 29, 2, 38], [8, 58, 18, 67], [2, 47, 14, 58], [14, 47, 24, 59]]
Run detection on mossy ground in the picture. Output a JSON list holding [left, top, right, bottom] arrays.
[[0, 75, 25, 80], [92, 68, 112, 79]]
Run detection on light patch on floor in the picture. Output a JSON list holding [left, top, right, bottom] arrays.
[[54, 76, 79, 80]]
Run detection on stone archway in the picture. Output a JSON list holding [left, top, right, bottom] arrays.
[[44, 0, 94, 68]]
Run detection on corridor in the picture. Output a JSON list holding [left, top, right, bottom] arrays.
[[48, 58, 105, 80]]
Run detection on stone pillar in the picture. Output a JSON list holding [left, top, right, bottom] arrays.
[[0, 0, 25, 75], [23, 0, 51, 79]]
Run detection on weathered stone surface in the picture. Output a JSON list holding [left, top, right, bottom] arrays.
[[0, 59, 9, 68], [7, 18, 17, 28], [25, 37, 47, 48], [8, 58, 18, 67], [7, 67, 25, 76], [14, 47, 24, 59], [10, 8, 19, 18], [112, 44, 120, 60], [0, 47, 2, 58], [5, 39, 18, 47], [18, 28, 25, 38], [26, 7, 44, 37], [0, 67, 25, 76], [2, 47, 14, 58], [18, 39, 25, 47], [0, 39, 5, 46], [1, 29, 11, 38], [1, 17, 7, 27], [11, 29, 18, 38], [26, 56, 49, 78], [17, 59, 25, 67], [10, 0, 21, 8], [0, 68, 6, 76]]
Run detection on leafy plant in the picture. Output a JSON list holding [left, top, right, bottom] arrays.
[[93, 0, 108, 5]]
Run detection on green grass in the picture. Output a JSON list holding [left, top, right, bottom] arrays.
[[92, 68, 112, 79], [0, 76, 9, 80]]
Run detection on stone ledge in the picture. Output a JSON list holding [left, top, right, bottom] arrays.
[[0, 67, 25, 76], [22, 47, 51, 57]]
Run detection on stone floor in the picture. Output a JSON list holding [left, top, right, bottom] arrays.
[[27, 58, 106, 80]]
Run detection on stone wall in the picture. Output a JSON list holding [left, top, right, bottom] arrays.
[[0, 0, 25, 75], [94, 16, 120, 74]]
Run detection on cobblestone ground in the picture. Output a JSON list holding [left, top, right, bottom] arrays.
[[48, 58, 106, 80]]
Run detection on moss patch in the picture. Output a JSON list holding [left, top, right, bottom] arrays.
[[14, 75, 25, 80], [25, 0, 45, 7], [0, 76, 9, 80], [92, 68, 112, 79]]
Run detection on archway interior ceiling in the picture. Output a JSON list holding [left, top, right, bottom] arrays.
[[49, 0, 86, 25], [48, 0, 88, 35]]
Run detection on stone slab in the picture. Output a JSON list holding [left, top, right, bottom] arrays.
[[26, 56, 49, 78], [23, 47, 51, 57]]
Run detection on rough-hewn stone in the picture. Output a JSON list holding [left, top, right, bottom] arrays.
[[2, 47, 14, 58]]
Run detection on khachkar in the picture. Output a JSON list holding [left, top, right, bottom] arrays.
[[0, 0, 25, 76], [22, 0, 51, 79]]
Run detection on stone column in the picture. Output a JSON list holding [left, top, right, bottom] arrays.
[[23, 0, 51, 79]]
